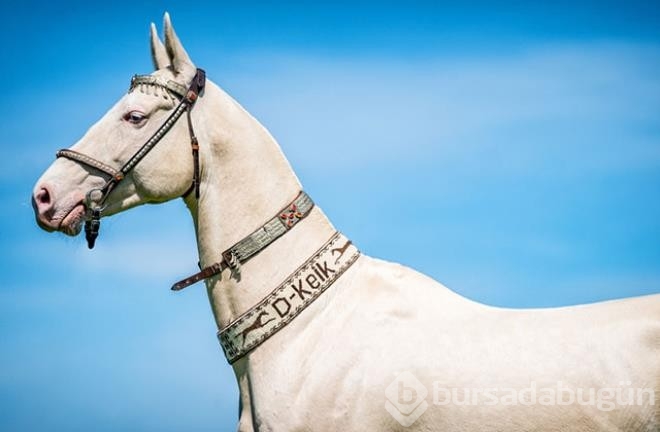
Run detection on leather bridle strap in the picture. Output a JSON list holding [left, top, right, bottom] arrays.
[[93, 69, 206, 202], [171, 191, 315, 291], [55, 149, 121, 179], [56, 68, 206, 249]]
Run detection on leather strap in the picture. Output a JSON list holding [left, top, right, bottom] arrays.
[[55, 149, 121, 179], [57, 69, 206, 202], [171, 191, 315, 291], [129, 74, 187, 99], [173, 261, 227, 289], [218, 231, 360, 363], [115, 69, 205, 185], [224, 191, 314, 265], [56, 69, 206, 250]]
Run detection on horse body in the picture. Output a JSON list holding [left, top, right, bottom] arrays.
[[240, 255, 659, 431], [32, 15, 659, 431]]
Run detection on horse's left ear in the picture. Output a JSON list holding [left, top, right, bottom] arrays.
[[163, 12, 196, 78], [150, 23, 169, 71]]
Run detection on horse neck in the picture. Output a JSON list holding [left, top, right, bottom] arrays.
[[185, 81, 336, 331]]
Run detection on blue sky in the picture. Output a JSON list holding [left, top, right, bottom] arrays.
[[2, 1, 659, 431]]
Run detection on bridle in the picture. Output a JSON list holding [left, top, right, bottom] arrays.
[[56, 68, 206, 249], [51, 65, 359, 364], [55, 67, 319, 295]]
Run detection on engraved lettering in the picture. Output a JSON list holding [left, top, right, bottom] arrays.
[[316, 260, 336, 280], [292, 278, 312, 299], [221, 234, 360, 364], [305, 273, 320, 289], [272, 297, 291, 317], [313, 265, 325, 281]]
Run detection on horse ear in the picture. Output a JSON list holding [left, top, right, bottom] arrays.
[[150, 23, 169, 71], [163, 12, 195, 78]]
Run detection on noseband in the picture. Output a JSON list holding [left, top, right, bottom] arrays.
[[56, 68, 206, 249]]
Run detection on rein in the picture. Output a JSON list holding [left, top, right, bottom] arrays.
[[56, 68, 206, 249]]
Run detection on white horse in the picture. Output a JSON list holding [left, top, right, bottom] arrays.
[[32, 14, 659, 432]]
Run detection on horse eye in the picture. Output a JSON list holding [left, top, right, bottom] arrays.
[[123, 111, 147, 125]]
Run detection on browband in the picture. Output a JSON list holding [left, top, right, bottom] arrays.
[[129, 74, 188, 99]]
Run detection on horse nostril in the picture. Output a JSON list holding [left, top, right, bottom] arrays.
[[36, 187, 51, 206], [33, 186, 55, 218], [32, 184, 61, 231]]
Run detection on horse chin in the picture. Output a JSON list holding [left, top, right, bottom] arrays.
[[59, 203, 86, 236]]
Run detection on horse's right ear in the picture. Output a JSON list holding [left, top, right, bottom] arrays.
[[150, 23, 169, 71], [163, 12, 195, 78]]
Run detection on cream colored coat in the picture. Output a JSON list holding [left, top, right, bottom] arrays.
[[32, 14, 659, 432]]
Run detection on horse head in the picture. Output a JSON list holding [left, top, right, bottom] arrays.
[[32, 14, 202, 243]]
